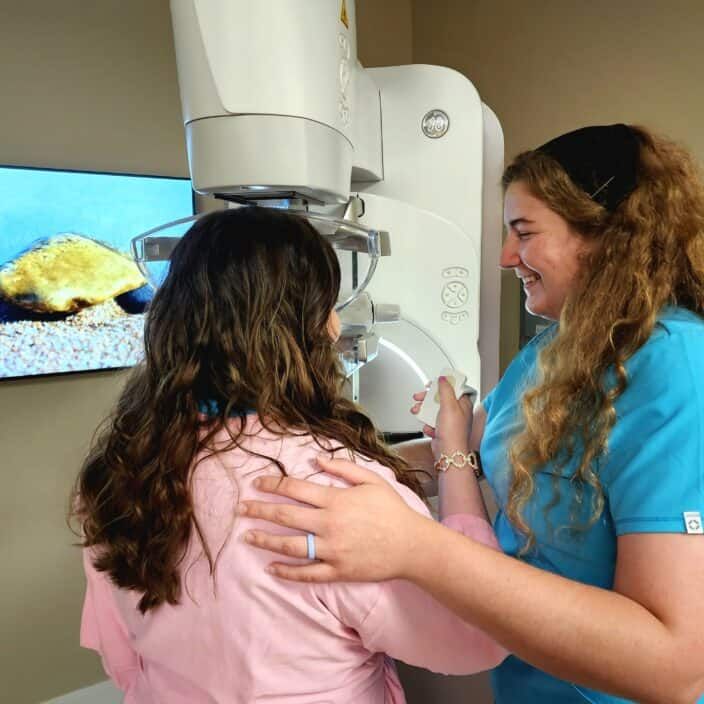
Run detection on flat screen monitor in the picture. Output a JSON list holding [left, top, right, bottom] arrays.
[[0, 165, 195, 380]]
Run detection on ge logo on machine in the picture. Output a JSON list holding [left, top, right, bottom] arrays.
[[421, 109, 450, 138], [441, 281, 468, 308]]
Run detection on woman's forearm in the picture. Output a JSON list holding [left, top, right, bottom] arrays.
[[395, 436, 489, 521], [438, 402, 489, 521], [438, 466, 489, 522], [408, 519, 697, 704]]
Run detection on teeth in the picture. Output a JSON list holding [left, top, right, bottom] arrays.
[[522, 274, 540, 285]]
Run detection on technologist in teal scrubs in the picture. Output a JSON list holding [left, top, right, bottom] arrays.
[[240, 124, 704, 704]]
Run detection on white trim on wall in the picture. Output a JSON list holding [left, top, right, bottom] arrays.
[[42, 681, 121, 704]]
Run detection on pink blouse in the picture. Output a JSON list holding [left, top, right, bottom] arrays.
[[81, 419, 506, 703]]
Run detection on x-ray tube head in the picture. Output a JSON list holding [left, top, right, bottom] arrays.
[[169, 0, 382, 203]]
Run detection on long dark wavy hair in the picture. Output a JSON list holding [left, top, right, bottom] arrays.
[[72, 206, 424, 612], [502, 126, 704, 551]]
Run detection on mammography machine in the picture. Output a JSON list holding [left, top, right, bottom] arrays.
[[137, 0, 504, 423], [134, 1, 504, 700]]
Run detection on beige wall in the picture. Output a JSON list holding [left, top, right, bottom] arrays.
[[0, 1, 187, 175], [412, 0, 704, 370], [357, 0, 414, 66]]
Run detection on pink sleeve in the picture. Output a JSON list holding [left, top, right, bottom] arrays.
[[441, 512, 501, 544], [359, 514, 507, 674], [318, 458, 508, 675], [80, 550, 140, 692]]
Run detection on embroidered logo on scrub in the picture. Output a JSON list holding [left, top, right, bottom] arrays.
[[683, 511, 703, 534]]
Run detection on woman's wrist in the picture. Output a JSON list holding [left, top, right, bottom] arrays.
[[432, 437, 470, 460], [434, 446, 479, 473]]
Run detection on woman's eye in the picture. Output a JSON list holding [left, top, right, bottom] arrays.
[[516, 232, 533, 239]]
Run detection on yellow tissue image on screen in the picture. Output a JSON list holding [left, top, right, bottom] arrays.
[[0, 234, 146, 314]]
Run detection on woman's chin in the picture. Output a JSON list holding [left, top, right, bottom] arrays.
[[524, 298, 555, 321]]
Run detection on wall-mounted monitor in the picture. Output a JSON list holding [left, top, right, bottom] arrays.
[[0, 165, 195, 380]]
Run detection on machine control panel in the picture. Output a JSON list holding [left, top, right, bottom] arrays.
[[440, 265, 470, 323]]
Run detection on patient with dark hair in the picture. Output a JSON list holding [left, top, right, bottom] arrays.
[[72, 206, 505, 703]]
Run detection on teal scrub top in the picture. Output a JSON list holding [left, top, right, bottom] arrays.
[[481, 306, 704, 704]]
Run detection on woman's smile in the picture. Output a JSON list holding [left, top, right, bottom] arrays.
[[518, 270, 542, 289]]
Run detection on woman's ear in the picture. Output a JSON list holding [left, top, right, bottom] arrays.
[[327, 309, 341, 342]]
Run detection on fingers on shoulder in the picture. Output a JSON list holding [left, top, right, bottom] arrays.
[[245, 531, 309, 559], [239, 500, 321, 533], [268, 561, 339, 583], [255, 474, 335, 507]]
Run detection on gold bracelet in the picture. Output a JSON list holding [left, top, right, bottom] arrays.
[[434, 450, 483, 479]]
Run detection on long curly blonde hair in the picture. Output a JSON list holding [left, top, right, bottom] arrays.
[[502, 126, 704, 551]]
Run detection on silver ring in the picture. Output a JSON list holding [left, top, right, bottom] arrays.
[[306, 532, 316, 560]]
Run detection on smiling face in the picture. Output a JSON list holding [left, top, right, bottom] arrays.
[[502, 181, 595, 320]]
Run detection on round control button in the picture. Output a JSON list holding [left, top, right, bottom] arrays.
[[441, 281, 468, 308]]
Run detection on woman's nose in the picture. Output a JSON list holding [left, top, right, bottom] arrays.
[[499, 232, 521, 270]]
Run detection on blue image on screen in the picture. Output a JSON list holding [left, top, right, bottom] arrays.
[[0, 165, 194, 380]]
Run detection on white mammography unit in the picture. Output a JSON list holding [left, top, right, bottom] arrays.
[[162, 0, 503, 423], [142, 1, 503, 700]]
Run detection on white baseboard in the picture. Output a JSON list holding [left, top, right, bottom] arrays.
[[42, 680, 122, 704]]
